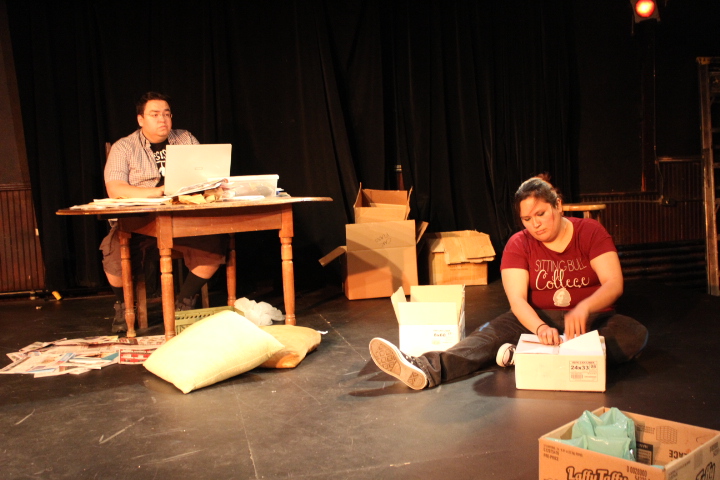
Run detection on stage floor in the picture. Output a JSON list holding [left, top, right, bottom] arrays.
[[0, 279, 717, 479]]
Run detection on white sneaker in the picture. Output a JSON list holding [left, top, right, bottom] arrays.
[[369, 338, 428, 390], [496, 343, 516, 367]]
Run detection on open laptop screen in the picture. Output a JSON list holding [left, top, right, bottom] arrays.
[[164, 144, 232, 196]]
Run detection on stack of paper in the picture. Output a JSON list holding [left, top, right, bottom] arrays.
[[0, 335, 165, 377]]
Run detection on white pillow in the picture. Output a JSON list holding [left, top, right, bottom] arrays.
[[144, 310, 284, 393]]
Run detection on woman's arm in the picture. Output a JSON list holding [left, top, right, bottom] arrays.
[[502, 268, 561, 345], [563, 251, 624, 339]]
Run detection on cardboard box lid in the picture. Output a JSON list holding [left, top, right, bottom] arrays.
[[354, 183, 412, 223], [391, 285, 465, 325], [426, 230, 496, 264]]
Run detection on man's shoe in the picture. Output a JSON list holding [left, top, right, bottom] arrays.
[[496, 343, 516, 367], [112, 302, 128, 333], [369, 338, 428, 390], [175, 296, 196, 312]]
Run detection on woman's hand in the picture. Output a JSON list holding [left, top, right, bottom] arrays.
[[536, 323, 561, 345], [563, 303, 590, 339]]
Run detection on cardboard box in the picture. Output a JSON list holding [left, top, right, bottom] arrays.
[[320, 220, 427, 300], [539, 407, 720, 480], [353, 183, 412, 223], [514, 331, 606, 392], [391, 285, 465, 356], [425, 230, 496, 285]]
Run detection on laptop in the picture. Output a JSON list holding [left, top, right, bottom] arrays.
[[163, 144, 232, 196]]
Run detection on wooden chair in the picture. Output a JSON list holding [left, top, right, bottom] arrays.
[[133, 234, 237, 328], [105, 143, 237, 329], [562, 203, 606, 224]]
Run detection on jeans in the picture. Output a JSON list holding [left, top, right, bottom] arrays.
[[415, 309, 648, 388]]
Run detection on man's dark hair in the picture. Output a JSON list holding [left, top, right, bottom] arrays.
[[136, 92, 172, 115]]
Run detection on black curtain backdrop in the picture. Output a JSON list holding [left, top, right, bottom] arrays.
[[6, 0, 577, 292]]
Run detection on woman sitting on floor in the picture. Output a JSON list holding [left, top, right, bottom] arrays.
[[369, 174, 648, 390]]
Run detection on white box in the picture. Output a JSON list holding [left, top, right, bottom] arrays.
[[211, 174, 279, 197], [514, 331, 606, 392], [540, 407, 720, 480], [391, 285, 465, 357]]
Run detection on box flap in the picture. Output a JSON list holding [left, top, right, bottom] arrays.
[[390, 286, 407, 322], [346, 220, 417, 251], [354, 183, 412, 223], [391, 285, 465, 325], [426, 231, 496, 264], [318, 246, 347, 267], [416, 221, 429, 244]]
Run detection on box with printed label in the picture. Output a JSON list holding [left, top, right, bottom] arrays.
[[539, 406, 720, 480], [391, 285, 465, 357], [514, 331, 606, 392]]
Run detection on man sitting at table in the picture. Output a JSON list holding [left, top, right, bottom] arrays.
[[100, 91, 227, 333]]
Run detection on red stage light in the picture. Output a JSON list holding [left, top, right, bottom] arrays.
[[629, 0, 660, 23], [635, 0, 656, 18]]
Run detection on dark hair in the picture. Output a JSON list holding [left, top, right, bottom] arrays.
[[136, 92, 171, 115], [513, 173, 562, 216]]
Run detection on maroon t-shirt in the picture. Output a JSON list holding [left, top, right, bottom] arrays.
[[500, 217, 617, 310]]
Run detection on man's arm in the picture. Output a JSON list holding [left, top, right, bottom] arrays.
[[106, 180, 165, 198]]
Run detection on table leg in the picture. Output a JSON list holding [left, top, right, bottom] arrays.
[[280, 236, 296, 325], [227, 233, 236, 306], [119, 231, 137, 338], [160, 247, 176, 340]]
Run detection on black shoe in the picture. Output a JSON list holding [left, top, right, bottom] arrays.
[[175, 296, 196, 312], [112, 302, 128, 333], [369, 338, 428, 390], [496, 343, 516, 367]]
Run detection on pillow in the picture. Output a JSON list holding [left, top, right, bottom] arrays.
[[259, 325, 322, 368], [144, 310, 284, 393]]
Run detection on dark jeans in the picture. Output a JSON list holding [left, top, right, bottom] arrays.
[[416, 309, 648, 388]]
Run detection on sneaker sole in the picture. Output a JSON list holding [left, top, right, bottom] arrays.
[[369, 338, 427, 390]]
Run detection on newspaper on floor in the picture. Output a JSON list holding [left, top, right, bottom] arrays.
[[0, 335, 166, 377]]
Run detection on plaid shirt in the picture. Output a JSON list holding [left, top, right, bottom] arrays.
[[104, 129, 199, 188]]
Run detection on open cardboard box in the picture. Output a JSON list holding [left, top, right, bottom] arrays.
[[539, 406, 720, 480], [391, 285, 465, 357], [515, 331, 606, 392], [425, 230, 496, 285], [353, 183, 412, 223], [319, 220, 428, 300]]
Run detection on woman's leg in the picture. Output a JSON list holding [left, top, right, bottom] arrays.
[[418, 311, 529, 387], [589, 312, 648, 364]]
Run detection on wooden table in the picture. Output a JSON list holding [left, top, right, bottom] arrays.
[[58, 196, 331, 339]]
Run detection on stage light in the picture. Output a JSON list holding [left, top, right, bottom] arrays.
[[630, 0, 660, 22]]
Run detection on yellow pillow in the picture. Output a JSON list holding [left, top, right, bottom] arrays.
[[144, 310, 284, 393], [259, 325, 322, 368]]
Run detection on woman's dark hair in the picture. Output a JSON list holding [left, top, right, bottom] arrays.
[[513, 173, 562, 216], [136, 92, 172, 115]]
